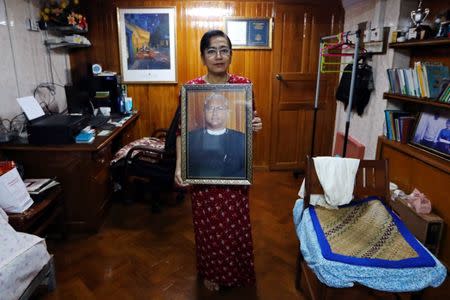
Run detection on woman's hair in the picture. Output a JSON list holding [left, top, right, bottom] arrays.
[[200, 30, 232, 56]]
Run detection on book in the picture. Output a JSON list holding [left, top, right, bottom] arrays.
[[423, 63, 449, 99], [75, 131, 95, 143], [398, 116, 416, 144], [24, 178, 60, 195]]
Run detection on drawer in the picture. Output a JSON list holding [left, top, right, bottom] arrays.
[[93, 145, 112, 168]]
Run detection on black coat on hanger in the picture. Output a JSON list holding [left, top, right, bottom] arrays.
[[335, 61, 374, 116]]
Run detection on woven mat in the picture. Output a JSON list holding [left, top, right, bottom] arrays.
[[314, 200, 418, 260]]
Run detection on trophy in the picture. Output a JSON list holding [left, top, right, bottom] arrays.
[[411, 1, 430, 27], [410, 1, 431, 39]]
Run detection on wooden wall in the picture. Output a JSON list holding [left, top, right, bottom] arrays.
[[71, 0, 342, 168]]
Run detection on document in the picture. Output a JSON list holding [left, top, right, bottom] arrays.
[[17, 96, 45, 121]]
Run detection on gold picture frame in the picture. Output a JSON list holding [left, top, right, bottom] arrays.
[[181, 84, 253, 185]]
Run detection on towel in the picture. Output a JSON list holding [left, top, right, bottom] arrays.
[[298, 156, 360, 209]]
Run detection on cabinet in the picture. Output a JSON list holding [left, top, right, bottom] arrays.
[[378, 37, 450, 266], [44, 25, 91, 49]]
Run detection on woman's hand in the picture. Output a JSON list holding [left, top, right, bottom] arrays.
[[175, 136, 189, 187], [252, 110, 262, 132], [174, 165, 189, 187]]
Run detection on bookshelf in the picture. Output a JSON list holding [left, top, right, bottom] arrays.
[[378, 36, 450, 266], [389, 38, 450, 48], [383, 92, 450, 109]]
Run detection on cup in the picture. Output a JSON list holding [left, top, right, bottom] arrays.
[[99, 107, 111, 116], [125, 97, 133, 113]]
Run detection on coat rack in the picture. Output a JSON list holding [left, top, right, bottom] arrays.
[[311, 30, 362, 158]]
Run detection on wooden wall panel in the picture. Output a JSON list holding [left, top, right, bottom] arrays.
[[72, 0, 341, 168]]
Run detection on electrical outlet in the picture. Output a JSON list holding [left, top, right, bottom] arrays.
[[26, 18, 39, 31]]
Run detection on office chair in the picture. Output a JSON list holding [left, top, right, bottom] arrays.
[[113, 106, 185, 212]]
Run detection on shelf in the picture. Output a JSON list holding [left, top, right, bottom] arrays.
[[383, 93, 450, 109], [45, 25, 88, 35], [389, 38, 450, 48], [378, 136, 449, 173], [45, 41, 91, 49]]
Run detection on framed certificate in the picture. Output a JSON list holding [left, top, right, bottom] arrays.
[[224, 17, 273, 49]]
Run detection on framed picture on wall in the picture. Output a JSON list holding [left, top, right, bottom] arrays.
[[181, 84, 253, 185], [410, 108, 450, 160], [224, 17, 273, 49], [116, 7, 177, 83]]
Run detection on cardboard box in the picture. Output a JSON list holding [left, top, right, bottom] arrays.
[[390, 198, 444, 255]]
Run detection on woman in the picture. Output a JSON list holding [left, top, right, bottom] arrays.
[[175, 30, 262, 291]]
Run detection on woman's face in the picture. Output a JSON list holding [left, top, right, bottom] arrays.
[[201, 36, 232, 76]]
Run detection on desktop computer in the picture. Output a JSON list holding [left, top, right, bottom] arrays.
[[89, 74, 125, 114]]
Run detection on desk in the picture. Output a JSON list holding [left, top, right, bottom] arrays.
[[0, 113, 139, 233]]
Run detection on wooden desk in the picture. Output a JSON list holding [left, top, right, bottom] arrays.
[[7, 186, 64, 236], [0, 113, 139, 233]]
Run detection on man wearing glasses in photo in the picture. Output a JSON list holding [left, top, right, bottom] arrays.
[[187, 93, 246, 178]]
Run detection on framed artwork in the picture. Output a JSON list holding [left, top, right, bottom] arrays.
[[410, 108, 450, 160], [181, 84, 253, 185], [117, 7, 177, 83], [224, 17, 273, 49]]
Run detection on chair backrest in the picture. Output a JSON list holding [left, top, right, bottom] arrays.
[[333, 131, 365, 159], [163, 106, 181, 157], [304, 157, 390, 208]]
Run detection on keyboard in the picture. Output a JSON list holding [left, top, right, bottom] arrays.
[[87, 115, 110, 128]]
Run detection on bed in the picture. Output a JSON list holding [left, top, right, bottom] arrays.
[[0, 207, 55, 300], [293, 158, 447, 299]]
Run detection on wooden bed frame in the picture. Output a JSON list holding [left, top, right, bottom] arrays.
[[295, 158, 425, 300]]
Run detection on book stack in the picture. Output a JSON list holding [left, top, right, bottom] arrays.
[[384, 110, 416, 143], [75, 127, 95, 143], [386, 62, 449, 101], [24, 178, 60, 201]]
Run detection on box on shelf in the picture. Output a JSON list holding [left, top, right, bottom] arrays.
[[390, 197, 444, 255]]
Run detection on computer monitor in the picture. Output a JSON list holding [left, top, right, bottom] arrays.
[[64, 85, 93, 115]]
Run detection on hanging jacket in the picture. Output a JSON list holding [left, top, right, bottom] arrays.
[[336, 63, 374, 116]]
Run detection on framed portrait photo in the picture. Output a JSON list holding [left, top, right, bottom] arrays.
[[181, 84, 253, 185], [117, 7, 177, 83], [224, 17, 273, 49], [409, 108, 450, 160]]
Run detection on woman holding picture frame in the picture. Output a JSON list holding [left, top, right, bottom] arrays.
[[174, 30, 262, 291]]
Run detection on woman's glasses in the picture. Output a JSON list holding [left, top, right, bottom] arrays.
[[205, 47, 231, 58]]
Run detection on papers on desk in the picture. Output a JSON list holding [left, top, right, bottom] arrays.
[[16, 96, 45, 121], [109, 115, 132, 127], [24, 178, 60, 195]]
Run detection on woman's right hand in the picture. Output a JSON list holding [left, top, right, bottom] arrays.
[[175, 136, 189, 187]]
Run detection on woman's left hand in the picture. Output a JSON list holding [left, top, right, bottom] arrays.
[[252, 110, 262, 132]]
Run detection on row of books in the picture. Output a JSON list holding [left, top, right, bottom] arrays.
[[384, 110, 416, 143], [386, 62, 449, 100]]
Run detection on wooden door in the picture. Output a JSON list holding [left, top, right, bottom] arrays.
[[270, 3, 343, 170]]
